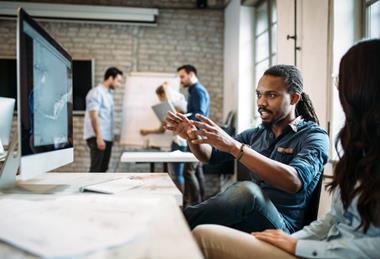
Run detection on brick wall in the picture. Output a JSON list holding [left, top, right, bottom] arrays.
[[0, 1, 225, 196]]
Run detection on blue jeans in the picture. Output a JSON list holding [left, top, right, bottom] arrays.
[[183, 181, 289, 233], [170, 142, 186, 186]]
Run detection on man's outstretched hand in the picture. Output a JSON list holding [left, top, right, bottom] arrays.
[[164, 111, 196, 140], [188, 114, 240, 153]]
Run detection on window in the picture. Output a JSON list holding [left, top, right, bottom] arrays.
[[364, 0, 380, 38], [253, 0, 277, 125], [330, 0, 379, 160], [254, 0, 277, 84]]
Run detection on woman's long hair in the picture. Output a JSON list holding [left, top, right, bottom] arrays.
[[327, 39, 380, 232]]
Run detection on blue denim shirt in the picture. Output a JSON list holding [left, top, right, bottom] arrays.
[[187, 82, 209, 122], [293, 189, 380, 258], [209, 118, 329, 232]]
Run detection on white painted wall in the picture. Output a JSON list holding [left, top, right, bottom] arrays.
[[224, 1, 255, 133], [223, 0, 240, 123], [298, 0, 330, 129], [277, 0, 295, 65], [237, 6, 255, 132], [277, 0, 330, 129]]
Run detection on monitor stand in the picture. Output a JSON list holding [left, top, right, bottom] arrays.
[[0, 133, 69, 194], [0, 132, 19, 190], [12, 183, 69, 194]]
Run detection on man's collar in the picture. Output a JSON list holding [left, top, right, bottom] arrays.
[[261, 116, 303, 135], [288, 116, 302, 132], [100, 84, 112, 93], [188, 82, 198, 93]]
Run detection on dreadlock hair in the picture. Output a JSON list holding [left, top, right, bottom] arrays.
[[264, 65, 320, 125], [327, 39, 380, 232]]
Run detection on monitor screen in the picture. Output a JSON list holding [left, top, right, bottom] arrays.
[[18, 8, 73, 179]]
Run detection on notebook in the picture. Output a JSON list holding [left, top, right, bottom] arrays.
[[79, 178, 144, 194]]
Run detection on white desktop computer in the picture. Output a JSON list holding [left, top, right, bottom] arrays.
[[0, 8, 73, 189]]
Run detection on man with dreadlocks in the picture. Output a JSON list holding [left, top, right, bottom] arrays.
[[165, 65, 329, 234]]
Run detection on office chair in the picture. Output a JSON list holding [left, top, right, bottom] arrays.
[[219, 110, 236, 137], [303, 171, 324, 226]]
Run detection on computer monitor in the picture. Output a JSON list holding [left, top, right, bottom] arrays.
[[0, 8, 73, 189], [0, 97, 15, 146]]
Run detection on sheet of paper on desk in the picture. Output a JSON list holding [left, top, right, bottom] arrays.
[[0, 196, 158, 258], [79, 177, 144, 194]]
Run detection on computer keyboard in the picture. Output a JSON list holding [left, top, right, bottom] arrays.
[[79, 177, 144, 194]]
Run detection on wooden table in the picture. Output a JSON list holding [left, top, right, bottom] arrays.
[[0, 172, 203, 259]]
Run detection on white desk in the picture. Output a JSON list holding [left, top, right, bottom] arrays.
[[0, 173, 203, 259], [121, 151, 198, 163], [120, 151, 199, 172], [10, 172, 183, 206]]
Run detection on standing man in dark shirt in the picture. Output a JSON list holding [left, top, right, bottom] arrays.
[[177, 64, 210, 206], [166, 65, 329, 233]]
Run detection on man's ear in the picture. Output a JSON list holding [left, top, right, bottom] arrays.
[[290, 93, 301, 105]]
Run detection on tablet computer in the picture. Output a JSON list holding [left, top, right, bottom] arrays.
[[151, 101, 176, 123]]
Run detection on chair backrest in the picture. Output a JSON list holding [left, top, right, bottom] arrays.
[[224, 110, 235, 125], [303, 171, 324, 226], [220, 111, 236, 136]]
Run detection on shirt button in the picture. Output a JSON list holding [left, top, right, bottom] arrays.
[[312, 251, 318, 256]]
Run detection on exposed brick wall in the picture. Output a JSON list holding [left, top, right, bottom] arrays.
[[0, 1, 225, 196]]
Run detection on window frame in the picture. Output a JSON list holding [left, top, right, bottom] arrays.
[[253, 0, 277, 126], [329, 0, 379, 161]]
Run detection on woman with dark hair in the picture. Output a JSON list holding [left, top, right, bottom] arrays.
[[192, 39, 380, 258]]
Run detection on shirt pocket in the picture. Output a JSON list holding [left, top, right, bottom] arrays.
[[273, 147, 295, 164]]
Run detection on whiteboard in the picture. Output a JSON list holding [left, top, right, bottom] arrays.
[[120, 72, 180, 149]]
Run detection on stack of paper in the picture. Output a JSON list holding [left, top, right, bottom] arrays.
[[0, 196, 157, 257]]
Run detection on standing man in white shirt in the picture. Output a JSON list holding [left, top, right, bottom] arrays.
[[84, 67, 123, 172]]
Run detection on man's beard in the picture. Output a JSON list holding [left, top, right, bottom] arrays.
[[258, 108, 285, 128], [262, 120, 273, 128], [258, 107, 272, 128]]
